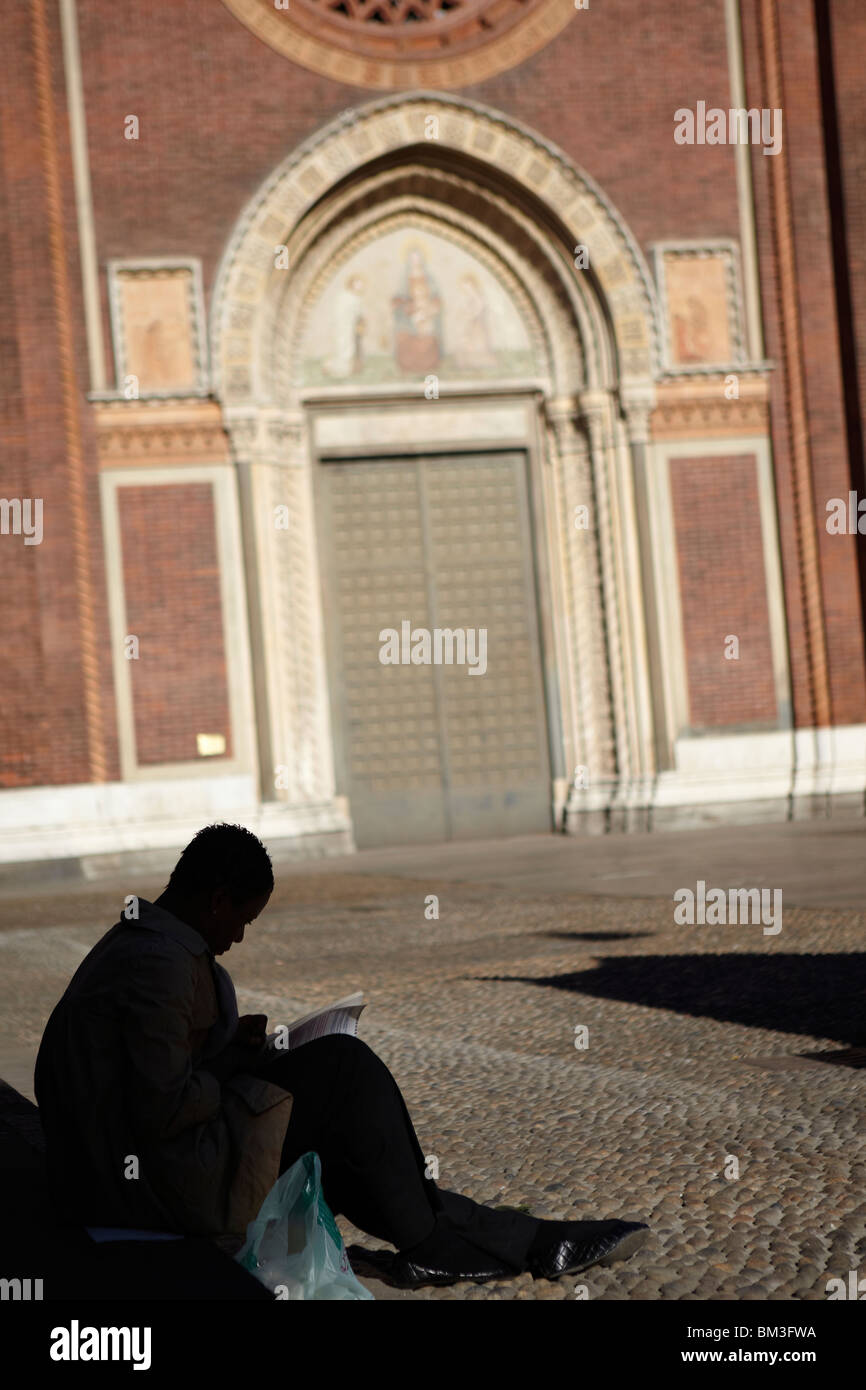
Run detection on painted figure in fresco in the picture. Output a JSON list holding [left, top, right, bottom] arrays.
[[452, 272, 497, 372], [324, 273, 367, 378], [392, 245, 442, 374], [134, 311, 190, 389], [672, 294, 712, 364]]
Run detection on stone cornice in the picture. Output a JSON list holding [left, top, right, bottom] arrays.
[[650, 375, 769, 441], [93, 399, 230, 467]]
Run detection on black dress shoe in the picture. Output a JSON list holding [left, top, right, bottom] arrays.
[[346, 1243, 515, 1289], [389, 1251, 516, 1288], [528, 1220, 649, 1279]]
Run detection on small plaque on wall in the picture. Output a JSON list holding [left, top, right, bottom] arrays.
[[196, 733, 227, 757]]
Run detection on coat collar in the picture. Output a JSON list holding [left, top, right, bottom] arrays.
[[134, 898, 212, 957]]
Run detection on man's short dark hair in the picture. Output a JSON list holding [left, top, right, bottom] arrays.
[[167, 823, 274, 904]]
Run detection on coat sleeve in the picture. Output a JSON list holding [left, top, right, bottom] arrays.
[[121, 942, 223, 1142]]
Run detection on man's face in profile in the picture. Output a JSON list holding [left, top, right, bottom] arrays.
[[209, 887, 272, 955]]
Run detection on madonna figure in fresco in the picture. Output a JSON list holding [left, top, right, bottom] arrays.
[[392, 245, 442, 375]]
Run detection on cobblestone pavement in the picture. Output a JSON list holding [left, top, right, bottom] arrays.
[[1, 845, 865, 1300]]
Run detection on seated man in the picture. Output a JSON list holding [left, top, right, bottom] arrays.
[[35, 823, 648, 1289]]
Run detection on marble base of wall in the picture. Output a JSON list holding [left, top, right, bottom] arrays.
[[564, 726, 866, 833], [3, 724, 864, 868], [0, 774, 353, 866]]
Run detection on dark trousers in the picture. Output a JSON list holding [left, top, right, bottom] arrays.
[[249, 1034, 538, 1268]]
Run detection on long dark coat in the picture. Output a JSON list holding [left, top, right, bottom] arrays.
[[34, 899, 292, 1239]]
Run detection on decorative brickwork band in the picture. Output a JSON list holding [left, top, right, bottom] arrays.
[[30, 0, 106, 781], [758, 0, 832, 729]]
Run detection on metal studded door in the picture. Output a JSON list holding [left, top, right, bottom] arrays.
[[318, 452, 552, 847]]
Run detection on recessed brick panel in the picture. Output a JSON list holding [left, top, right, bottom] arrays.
[[117, 482, 232, 766], [669, 455, 778, 730]]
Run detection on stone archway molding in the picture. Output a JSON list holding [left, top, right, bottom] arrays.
[[270, 176, 595, 400], [210, 91, 661, 406]]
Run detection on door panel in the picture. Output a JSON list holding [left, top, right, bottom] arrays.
[[319, 451, 551, 847]]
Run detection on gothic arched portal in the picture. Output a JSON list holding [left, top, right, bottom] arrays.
[[211, 94, 662, 843]]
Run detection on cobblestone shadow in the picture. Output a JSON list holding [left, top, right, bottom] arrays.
[[476, 952, 866, 1049]]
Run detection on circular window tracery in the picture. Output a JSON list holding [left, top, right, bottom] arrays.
[[220, 0, 576, 89]]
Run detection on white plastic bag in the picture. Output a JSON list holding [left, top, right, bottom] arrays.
[[236, 1150, 374, 1300]]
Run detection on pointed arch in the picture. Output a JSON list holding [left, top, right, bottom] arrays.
[[210, 92, 660, 405]]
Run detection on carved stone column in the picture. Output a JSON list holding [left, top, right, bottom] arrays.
[[578, 388, 633, 796], [619, 384, 667, 794], [545, 395, 616, 831], [228, 407, 337, 810]]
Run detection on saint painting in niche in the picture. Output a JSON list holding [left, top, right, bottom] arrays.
[[672, 295, 713, 364], [664, 253, 733, 367], [323, 273, 367, 378], [392, 244, 442, 374], [121, 272, 196, 390], [129, 310, 193, 389]]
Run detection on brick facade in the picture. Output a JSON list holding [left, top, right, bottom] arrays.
[[740, 0, 866, 728], [77, 0, 742, 339], [2, 0, 864, 826]]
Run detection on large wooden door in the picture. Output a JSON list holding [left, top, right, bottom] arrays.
[[318, 451, 552, 847]]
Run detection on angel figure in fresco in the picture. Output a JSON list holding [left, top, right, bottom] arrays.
[[324, 273, 367, 379], [392, 245, 442, 374], [452, 272, 497, 372]]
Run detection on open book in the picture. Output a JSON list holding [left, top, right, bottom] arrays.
[[265, 992, 365, 1052]]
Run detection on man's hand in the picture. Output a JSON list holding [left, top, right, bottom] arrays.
[[234, 1013, 268, 1050]]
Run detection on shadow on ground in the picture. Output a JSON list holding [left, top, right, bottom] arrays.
[[473, 953, 866, 1050], [541, 930, 655, 942]]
